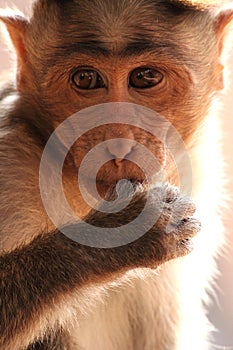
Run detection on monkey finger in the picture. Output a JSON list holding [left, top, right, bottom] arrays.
[[166, 217, 201, 237], [168, 200, 196, 227]]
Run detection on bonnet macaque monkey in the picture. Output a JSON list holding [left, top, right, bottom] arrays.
[[0, 0, 233, 349]]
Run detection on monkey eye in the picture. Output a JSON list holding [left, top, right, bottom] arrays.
[[129, 67, 163, 89], [71, 68, 105, 90]]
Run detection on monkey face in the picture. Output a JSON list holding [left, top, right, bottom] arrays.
[[16, 0, 223, 194]]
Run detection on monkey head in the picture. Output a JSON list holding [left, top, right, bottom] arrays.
[[0, 0, 233, 197]]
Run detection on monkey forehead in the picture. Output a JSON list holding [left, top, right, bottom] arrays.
[[29, 0, 215, 58]]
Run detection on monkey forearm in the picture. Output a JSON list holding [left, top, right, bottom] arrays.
[[0, 184, 200, 348], [0, 227, 166, 348]]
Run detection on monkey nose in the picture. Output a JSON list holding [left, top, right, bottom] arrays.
[[107, 139, 137, 166]]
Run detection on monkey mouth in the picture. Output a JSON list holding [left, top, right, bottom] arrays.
[[78, 163, 147, 198], [82, 174, 146, 189], [79, 161, 147, 186], [83, 177, 146, 199], [79, 167, 153, 199], [96, 177, 146, 187], [78, 158, 160, 184], [76, 157, 164, 199]]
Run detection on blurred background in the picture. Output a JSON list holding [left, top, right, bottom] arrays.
[[0, 0, 233, 348]]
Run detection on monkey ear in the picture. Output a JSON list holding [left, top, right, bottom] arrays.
[[0, 10, 29, 64], [215, 7, 233, 55], [213, 7, 233, 90]]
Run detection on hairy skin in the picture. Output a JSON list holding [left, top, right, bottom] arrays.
[[0, 184, 199, 350], [0, 1, 233, 349]]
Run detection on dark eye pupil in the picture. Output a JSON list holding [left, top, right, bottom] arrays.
[[80, 73, 85, 81], [130, 68, 163, 89], [137, 72, 143, 80], [72, 69, 105, 90]]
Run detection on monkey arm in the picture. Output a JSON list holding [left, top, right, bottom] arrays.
[[0, 184, 200, 350]]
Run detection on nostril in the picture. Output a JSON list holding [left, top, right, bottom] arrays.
[[107, 139, 137, 166]]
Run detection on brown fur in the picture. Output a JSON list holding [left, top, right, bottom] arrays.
[[0, 0, 233, 349]]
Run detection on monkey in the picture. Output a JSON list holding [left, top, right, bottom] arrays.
[[0, 0, 233, 349]]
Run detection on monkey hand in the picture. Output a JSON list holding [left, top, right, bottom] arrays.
[[136, 183, 201, 267], [86, 183, 201, 269]]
